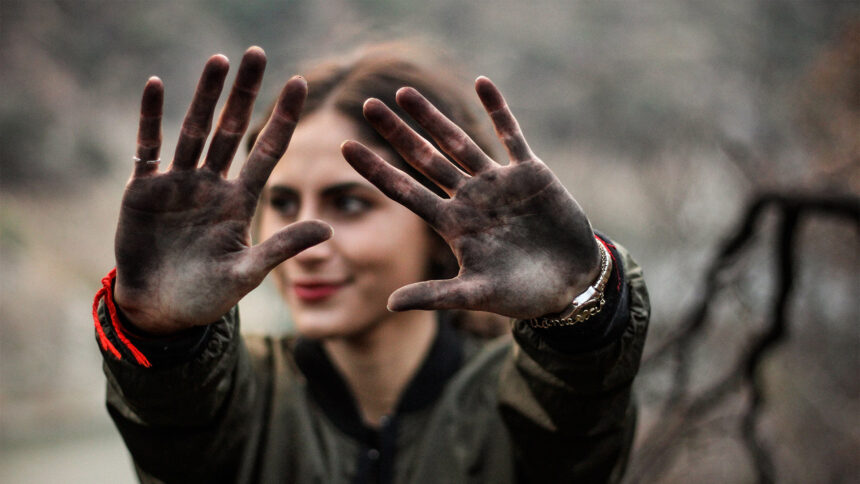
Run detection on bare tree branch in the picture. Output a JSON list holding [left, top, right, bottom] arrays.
[[630, 190, 860, 483]]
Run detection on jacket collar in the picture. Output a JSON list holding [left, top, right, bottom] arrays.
[[294, 315, 465, 441]]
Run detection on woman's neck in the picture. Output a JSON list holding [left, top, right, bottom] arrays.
[[323, 309, 438, 427]]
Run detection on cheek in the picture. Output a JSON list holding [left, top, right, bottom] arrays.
[[342, 213, 432, 286], [256, 207, 279, 242]]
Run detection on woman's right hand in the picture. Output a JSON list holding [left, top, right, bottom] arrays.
[[113, 47, 331, 334]]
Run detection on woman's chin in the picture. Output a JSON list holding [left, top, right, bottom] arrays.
[[295, 311, 393, 342], [293, 327, 334, 341], [293, 313, 366, 341]]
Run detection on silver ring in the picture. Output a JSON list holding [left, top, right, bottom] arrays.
[[133, 156, 161, 164]]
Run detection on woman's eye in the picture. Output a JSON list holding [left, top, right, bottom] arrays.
[[334, 195, 371, 216], [269, 195, 298, 217]]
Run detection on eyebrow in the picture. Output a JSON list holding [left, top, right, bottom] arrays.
[[320, 182, 375, 198], [267, 181, 375, 198]]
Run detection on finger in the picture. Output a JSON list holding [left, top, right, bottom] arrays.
[[238, 75, 307, 197], [246, 220, 333, 274], [170, 54, 230, 171], [388, 277, 490, 312], [203, 46, 266, 176], [363, 99, 466, 195], [134, 77, 164, 177], [395, 87, 496, 174], [341, 140, 445, 226], [475, 76, 534, 163]]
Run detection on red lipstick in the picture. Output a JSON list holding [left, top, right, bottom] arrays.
[[293, 283, 344, 302]]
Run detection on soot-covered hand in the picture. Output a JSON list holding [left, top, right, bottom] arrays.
[[113, 47, 331, 334], [341, 77, 600, 319]]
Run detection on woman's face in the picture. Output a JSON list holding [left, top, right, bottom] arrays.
[[258, 109, 436, 340]]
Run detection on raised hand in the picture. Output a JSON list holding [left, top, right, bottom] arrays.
[[114, 47, 331, 333], [341, 77, 600, 319]]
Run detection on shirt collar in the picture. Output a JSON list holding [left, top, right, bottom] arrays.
[[294, 314, 465, 440]]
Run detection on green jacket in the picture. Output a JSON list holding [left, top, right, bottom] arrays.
[[98, 243, 649, 483]]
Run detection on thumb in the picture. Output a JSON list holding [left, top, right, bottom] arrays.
[[387, 276, 490, 312], [250, 220, 332, 273]]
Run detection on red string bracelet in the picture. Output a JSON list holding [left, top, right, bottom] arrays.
[[595, 235, 621, 291], [92, 268, 152, 368]]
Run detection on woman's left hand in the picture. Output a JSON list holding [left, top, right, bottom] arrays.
[[341, 77, 600, 319]]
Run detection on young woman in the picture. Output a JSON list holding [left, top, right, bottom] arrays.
[[94, 45, 650, 483]]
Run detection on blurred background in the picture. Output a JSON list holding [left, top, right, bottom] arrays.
[[1, 0, 857, 482]]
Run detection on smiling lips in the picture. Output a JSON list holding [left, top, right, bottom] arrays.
[[292, 281, 347, 302]]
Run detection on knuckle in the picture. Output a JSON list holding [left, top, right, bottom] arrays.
[[271, 107, 299, 126], [416, 144, 436, 161], [217, 119, 248, 137], [180, 124, 208, 140], [499, 133, 518, 145], [447, 136, 467, 154], [254, 138, 284, 159]]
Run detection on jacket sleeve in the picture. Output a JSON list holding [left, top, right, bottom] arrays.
[[97, 305, 267, 483], [497, 241, 650, 483]]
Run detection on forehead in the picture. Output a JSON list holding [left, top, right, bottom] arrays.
[[267, 109, 377, 189]]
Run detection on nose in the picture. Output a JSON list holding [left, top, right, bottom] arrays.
[[291, 233, 334, 265], [290, 203, 334, 265]]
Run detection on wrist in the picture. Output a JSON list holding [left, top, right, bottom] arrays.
[[112, 302, 182, 337], [525, 238, 628, 353], [565, 240, 602, 303], [529, 237, 612, 328], [93, 268, 152, 367], [113, 285, 194, 336]]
